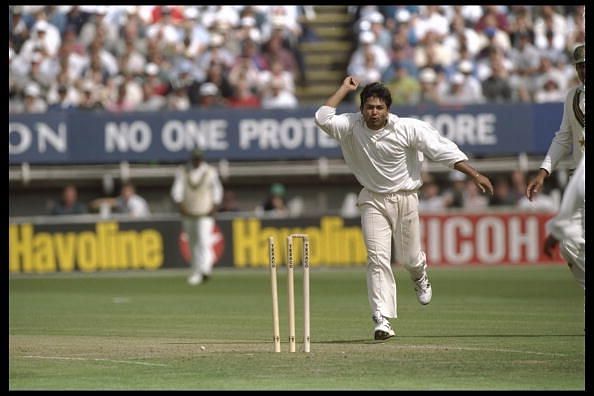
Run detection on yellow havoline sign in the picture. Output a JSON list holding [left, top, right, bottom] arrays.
[[232, 217, 367, 268], [8, 213, 564, 274], [9, 221, 164, 273]]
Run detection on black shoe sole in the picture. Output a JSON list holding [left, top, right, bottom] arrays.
[[374, 330, 395, 340]]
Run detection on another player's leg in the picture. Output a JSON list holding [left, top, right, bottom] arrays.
[[184, 218, 203, 285]]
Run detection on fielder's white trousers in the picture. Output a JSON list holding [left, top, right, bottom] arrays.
[[559, 209, 585, 290], [182, 216, 215, 277], [358, 188, 427, 319]]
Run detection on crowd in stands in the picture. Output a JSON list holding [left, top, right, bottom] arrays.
[[348, 5, 584, 105], [9, 5, 585, 114], [9, 5, 313, 113], [417, 169, 562, 213]]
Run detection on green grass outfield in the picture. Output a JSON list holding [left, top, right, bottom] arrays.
[[9, 264, 585, 390]]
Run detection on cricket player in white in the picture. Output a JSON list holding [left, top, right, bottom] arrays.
[[526, 43, 585, 274], [544, 155, 585, 289], [315, 76, 494, 340], [171, 148, 223, 285]]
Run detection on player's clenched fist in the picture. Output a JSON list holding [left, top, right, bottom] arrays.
[[342, 76, 359, 91]]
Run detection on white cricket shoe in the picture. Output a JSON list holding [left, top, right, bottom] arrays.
[[414, 272, 432, 305], [187, 273, 203, 286], [372, 312, 395, 340]]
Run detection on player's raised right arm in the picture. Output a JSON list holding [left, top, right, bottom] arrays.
[[324, 76, 359, 108]]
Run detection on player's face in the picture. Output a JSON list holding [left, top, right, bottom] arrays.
[[576, 62, 585, 84], [361, 96, 389, 131]]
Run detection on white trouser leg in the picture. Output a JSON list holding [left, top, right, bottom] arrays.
[[359, 189, 397, 319], [561, 241, 585, 290], [558, 209, 585, 290], [392, 192, 426, 282], [183, 216, 214, 276]]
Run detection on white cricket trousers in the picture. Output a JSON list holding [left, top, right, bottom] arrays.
[[559, 208, 585, 290], [182, 216, 215, 277], [358, 188, 427, 319]]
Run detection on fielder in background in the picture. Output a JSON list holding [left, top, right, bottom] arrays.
[[171, 148, 223, 285], [315, 76, 493, 340], [526, 43, 585, 274], [543, 155, 585, 290]]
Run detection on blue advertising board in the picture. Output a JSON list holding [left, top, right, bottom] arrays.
[[8, 103, 563, 165]]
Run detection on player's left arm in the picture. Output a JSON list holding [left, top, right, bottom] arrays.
[[453, 161, 493, 195]]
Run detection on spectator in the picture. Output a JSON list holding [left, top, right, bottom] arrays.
[[261, 79, 298, 109], [348, 46, 383, 86], [417, 68, 441, 105], [534, 77, 565, 103], [77, 80, 104, 111], [104, 81, 134, 112], [442, 171, 466, 208], [197, 82, 227, 108], [203, 61, 234, 100], [463, 179, 490, 210], [481, 60, 513, 102], [258, 183, 289, 217], [47, 85, 76, 111], [533, 6, 566, 52], [365, 11, 392, 51], [258, 58, 295, 95], [418, 181, 446, 212], [22, 83, 47, 113], [261, 27, 300, 79], [50, 184, 88, 215], [218, 190, 241, 213], [90, 182, 150, 217], [228, 78, 261, 108], [384, 65, 421, 106], [440, 73, 477, 105], [489, 176, 517, 207], [347, 31, 390, 82]]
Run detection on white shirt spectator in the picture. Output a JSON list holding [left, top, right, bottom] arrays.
[[261, 81, 298, 109], [347, 31, 391, 79]]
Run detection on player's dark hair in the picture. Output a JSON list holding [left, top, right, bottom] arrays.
[[359, 82, 392, 110]]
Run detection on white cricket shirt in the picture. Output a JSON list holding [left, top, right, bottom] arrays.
[[315, 105, 468, 194]]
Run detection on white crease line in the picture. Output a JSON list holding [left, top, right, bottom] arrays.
[[21, 355, 168, 367], [398, 345, 569, 357]]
